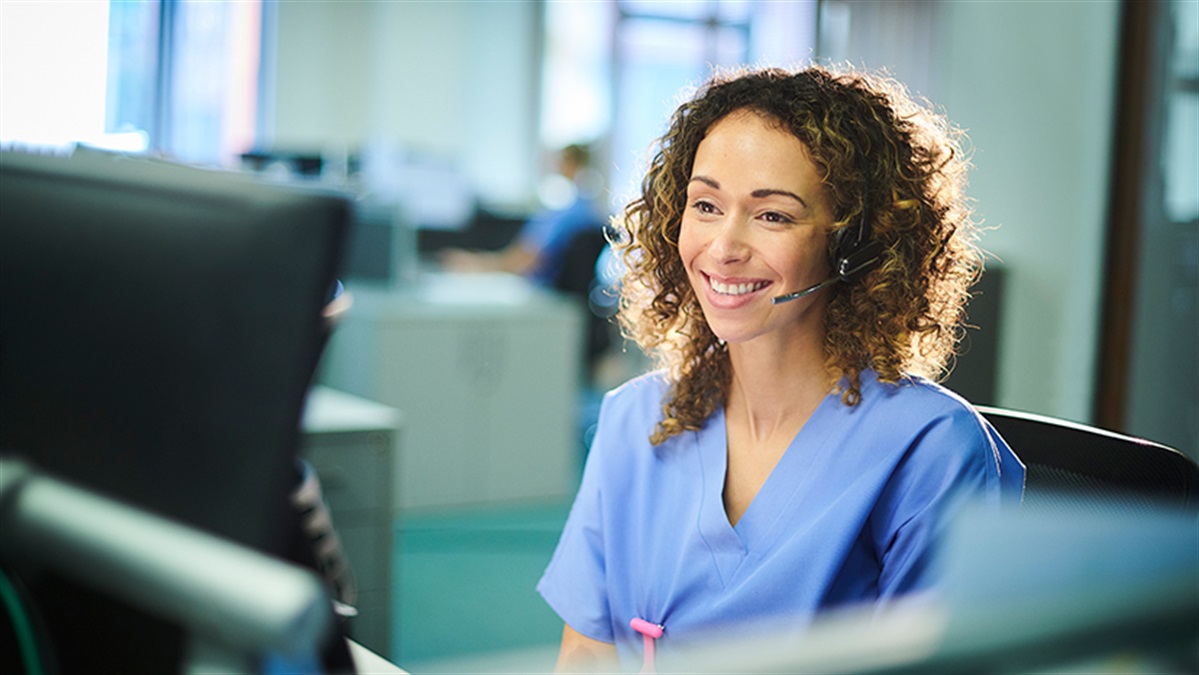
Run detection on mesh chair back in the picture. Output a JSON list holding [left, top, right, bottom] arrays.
[[977, 406, 1199, 514]]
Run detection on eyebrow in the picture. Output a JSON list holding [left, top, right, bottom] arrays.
[[688, 175, 808, 208]]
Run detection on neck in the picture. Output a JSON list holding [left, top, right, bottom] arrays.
[[726, 337, 833, 443]]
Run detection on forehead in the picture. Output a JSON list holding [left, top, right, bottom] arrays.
[[690, 109, 823, 188]]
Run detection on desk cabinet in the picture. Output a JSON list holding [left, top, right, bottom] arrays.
[[318, 275, 583, 512], [301, 387, 401, 658]]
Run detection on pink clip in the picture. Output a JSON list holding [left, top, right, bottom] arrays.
[[630, 617, 664, 674]]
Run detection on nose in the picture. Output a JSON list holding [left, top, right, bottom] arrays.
[[707, 217, 751, 264]]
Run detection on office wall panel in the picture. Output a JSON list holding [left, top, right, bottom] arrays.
[[940, 1, 1120, 423], [270, 1, 539, 208]]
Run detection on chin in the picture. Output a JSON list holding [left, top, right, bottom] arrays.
[[705, 323, 763, 346]]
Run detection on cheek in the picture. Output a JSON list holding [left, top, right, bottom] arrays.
[[792, 233, 831, 276]]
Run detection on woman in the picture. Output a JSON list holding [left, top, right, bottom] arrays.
[[537, 65, 1024, 671]]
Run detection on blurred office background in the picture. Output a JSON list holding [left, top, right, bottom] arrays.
[[2, 0, 1196, 671]]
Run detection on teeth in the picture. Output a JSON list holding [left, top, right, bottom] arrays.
[[710, 278, 766, 296]]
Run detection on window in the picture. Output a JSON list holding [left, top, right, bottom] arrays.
[[539, 0, 817, 215], [1122, 0, 1199, 457], [1099, 0, 1199, 459], [2, 0, 263, 167], [1, 1, 111, 150]]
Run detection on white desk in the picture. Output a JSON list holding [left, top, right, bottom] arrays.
[[317, 272, 584, 512], [348, 639, 408, 674]]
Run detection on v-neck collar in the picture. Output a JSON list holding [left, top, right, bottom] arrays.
[[694, 392, 838, 585]]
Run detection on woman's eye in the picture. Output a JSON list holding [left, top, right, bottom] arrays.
[[761, 211, 793, 224], [691, 200, 718, 215]]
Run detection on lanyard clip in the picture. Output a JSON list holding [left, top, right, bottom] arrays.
[[630, 617, 664, 674]]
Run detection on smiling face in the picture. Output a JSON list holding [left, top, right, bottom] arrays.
[[678, 109, 835, 347]]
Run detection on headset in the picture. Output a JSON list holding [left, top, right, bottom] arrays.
[[772, 209, 884, 304]]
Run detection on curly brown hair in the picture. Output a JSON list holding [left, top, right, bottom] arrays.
[[615, 64, 980, 445]]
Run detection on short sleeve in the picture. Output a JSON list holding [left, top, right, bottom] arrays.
[[869, 407, 1017, 599], [536, 403, 615, 643]]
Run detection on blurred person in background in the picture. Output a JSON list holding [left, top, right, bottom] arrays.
[[440, 143, 606, 288]]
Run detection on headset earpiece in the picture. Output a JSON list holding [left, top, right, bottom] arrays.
[[830, 213, 883, 284]]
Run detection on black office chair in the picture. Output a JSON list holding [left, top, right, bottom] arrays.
[[552, 228, 614, 368], [977, 406, 1199, 514]]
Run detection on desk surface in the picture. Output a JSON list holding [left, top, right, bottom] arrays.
[[303, 386, 402, 433], [348, 639, 408, 674], [344, 271, 579, 318]]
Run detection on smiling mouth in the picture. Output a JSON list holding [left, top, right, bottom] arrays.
[[707, 275, 770, 296]]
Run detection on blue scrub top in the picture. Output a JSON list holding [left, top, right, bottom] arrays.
[[537, 369, 1024, 667]]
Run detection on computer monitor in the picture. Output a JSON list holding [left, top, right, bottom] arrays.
[[0, 148, 352, 672]]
